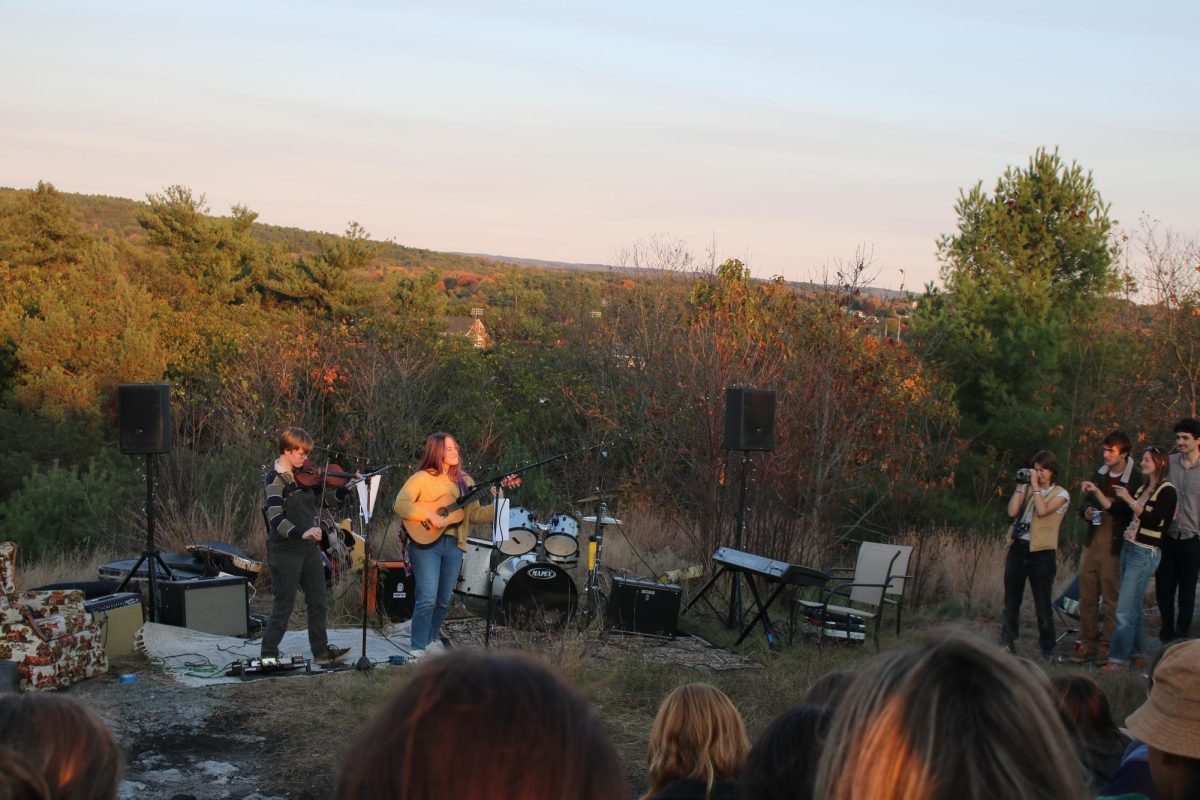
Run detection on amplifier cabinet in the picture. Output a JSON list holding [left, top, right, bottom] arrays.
[[158, 577, 249, 636], [84, 592, 144, 659], [365, 560, 415, 622], [607, 577, 682, 638]]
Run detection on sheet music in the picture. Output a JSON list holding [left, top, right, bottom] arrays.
[[493, 499, 511, 545], [356, 475, 381, 523]]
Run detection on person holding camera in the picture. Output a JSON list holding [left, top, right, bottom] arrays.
[[1076, 431, 1145, 664], [1002, 451, 1070, 661]]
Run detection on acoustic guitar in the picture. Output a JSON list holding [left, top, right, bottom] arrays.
[[400, 475, 520, 545], [400, 492, 476, 545]]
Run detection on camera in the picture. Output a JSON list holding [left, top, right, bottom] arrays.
[[1014, 521, 1031, 536], [1016, 468, 1032, 484]]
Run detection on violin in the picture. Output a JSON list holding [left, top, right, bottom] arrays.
[[294, 459, 356, 490]]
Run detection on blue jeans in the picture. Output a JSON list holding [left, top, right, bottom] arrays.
[[408, 535, 464, 650], [1109, 541, 1162, 665]]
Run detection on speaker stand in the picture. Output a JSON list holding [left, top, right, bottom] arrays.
[[727, 449, 750, 630], [116, 454, 174, 622]]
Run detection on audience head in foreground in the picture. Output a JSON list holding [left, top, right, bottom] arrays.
[[335, 649, 627, 800], [0, 694, 122, 800], [1123, 639, 1200, 800], [739, 704, 830, 800], [1052, 674, 1129, 791], [642, 682, 749, 800], [814, 630, 1084, 800]]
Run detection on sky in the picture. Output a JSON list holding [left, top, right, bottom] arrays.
[[3, 1, 1197, 290]]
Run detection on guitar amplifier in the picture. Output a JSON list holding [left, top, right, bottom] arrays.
[[607, 577, 682, 638], [365, 560, 415, 622], [84, 592, 145, 659], [158, 576, 249, 636]]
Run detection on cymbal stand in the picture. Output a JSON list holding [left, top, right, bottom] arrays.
[[583, 498, 609, 623]]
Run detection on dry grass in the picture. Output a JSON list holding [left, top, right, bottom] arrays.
[[11, 545, 123, 589], [899, 526, 1077, 620]]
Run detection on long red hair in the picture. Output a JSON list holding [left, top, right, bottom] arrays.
[[417, 432, 464, 484]]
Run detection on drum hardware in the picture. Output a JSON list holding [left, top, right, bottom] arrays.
[[580, 449, 614, 625]]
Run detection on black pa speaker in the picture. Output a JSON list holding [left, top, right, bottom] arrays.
[[607, 577, 682, 638], [118, 383, 173, 454], [723, 387, 776, 451]]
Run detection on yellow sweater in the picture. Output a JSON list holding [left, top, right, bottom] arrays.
[[392, 470, 494, 551]]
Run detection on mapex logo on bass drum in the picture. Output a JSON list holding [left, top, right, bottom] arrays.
[[527, 566, 557, 580]]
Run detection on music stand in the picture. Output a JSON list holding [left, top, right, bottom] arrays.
[[346, 465, 390, 673]]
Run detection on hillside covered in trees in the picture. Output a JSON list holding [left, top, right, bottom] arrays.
[[1, 149, 1197, 567]]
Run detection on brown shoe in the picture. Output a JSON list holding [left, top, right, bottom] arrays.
[[1130, 655, 1147, 669], [1097, 662, 1124, 675], [315, 645, 350, 666]]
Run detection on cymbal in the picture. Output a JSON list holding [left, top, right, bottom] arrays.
[[574, 490, 619, 504], [581, 515, 623, 526]]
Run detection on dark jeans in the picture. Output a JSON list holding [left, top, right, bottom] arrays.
[[261, 538, 329, 659], [1156, 535, 1200, 641], [1002, 541, 1057, 653]]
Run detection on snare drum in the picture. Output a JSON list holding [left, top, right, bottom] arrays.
[[491, 553, 577, 628], [542, 513, 581, 562]]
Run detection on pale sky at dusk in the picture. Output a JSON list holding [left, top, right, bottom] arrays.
[[3, 1, 1197, 290]]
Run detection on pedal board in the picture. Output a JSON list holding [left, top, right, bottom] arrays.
[[226, 655, 311, 680]]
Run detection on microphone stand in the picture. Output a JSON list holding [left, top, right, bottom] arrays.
[[343, 465, 391, 673]]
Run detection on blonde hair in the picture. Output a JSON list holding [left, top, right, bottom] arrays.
[[642, 683, 749, 800], [814, 631, 1083, 800], [278, 426, 313, 455]]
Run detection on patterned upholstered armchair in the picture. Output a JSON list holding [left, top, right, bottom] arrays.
[[0, 542, 108, 691]]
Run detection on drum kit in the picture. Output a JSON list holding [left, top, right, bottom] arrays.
[[455, 504, 619, 629]]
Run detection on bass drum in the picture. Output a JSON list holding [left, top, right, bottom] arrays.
[[491, 554, 577, 628], [542, 513, 580, 563]]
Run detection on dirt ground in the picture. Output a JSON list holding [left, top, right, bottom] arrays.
[[69, 608, 758, 800]]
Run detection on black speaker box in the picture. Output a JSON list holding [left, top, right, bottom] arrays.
[[158, 577, 249, 636], [118, 383, 173, 454], [367, 560, 415, 622], [723, 387, 776, 451], [607, 577, 682, 638]]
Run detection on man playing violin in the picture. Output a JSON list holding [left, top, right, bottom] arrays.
[[394, 432, 518, 660], [262, 426, 350, 666]]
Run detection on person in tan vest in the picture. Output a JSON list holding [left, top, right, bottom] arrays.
[[1001, 450, 1069, 662], [1076, 430, 1144, 664]]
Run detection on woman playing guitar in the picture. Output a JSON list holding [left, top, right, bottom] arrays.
[[394, 432, 517, 658]]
